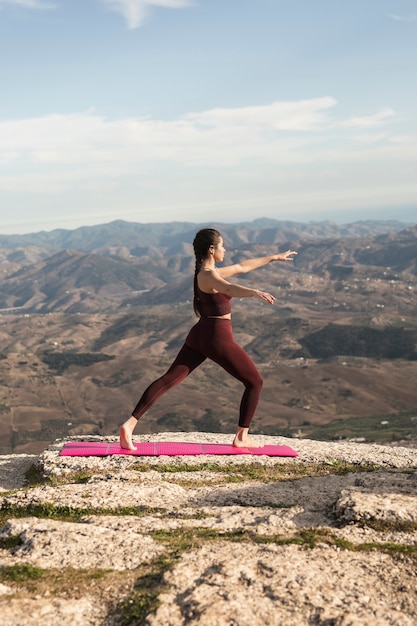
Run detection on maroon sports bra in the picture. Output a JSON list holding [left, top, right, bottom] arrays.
[[197, 286, 232, 317]]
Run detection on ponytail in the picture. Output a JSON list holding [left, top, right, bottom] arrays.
[[192, 228, 222, 317], [193, 258, 203, 317]]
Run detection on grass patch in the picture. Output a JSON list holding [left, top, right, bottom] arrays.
[[21, 463, 97, 489], [133, 460, 381, 483], [43, 470, 106, 487], [349, 541, 417, 556], [0, 564, 44, 583], [0, 534, 23, 550], [150, 526, 417, 556], [116, 556, 171, 625], [332, 536, 417, 556], [0, 564, 115, 598], [116, 534, 195, 625], [0, 502, 167, 525], [5, 468, 107, 491], [356, 519, 417, 533], [21, 459, 384, 492], [0, 500, 215, 526], [24, 463, 49, 487]]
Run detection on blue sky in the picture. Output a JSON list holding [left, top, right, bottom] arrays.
[[0, 0, 416, 234]]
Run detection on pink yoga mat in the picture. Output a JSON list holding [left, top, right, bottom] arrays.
[[59, 441, 298, 457]]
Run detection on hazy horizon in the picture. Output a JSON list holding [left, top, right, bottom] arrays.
[[0, 208, 417, 236]]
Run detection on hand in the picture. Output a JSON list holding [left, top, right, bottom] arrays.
[[276, 250, 297, 262], [254, 290, 275, 304]]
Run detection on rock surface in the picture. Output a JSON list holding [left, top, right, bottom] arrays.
[[0, 432, 416, 625], [148, 543, 416, 626]]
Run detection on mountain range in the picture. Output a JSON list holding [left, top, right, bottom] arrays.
[[0, 217, 411, 252], [1, 217, 417, 455], [1, 218, 416, 314]]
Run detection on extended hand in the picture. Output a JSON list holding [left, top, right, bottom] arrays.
[[277, 250, 297, 262], [255, 290, 275, 304]]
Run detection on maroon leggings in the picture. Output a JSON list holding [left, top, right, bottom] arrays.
[[131, 317, 263, 428]]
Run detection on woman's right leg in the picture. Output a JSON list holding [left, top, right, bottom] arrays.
[[120, 343, 206, 449], [198, 319, 263, 448]]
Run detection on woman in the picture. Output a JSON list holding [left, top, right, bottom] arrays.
[[120, 228, 297, 450]]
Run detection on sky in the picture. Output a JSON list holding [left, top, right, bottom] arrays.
[[0, 0, 416, 234]]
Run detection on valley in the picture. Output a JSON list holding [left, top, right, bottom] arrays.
[[0, 218, 416, 454]]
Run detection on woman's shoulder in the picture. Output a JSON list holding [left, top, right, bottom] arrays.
[[197, 267, 218, 292]]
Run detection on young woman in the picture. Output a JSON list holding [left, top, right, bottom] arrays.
[[120, 228, 297, 450]]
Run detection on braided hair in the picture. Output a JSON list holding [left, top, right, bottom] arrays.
[[193, 228, 222, 317]]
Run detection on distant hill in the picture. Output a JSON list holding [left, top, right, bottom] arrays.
[[0, 249, 170, 313], [0, 218, 412, 253], [290, 224, 417, 275], [1, 221, 416, 314]]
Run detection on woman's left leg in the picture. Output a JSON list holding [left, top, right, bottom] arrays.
[[120, 343, 206, 449], [131, 344, 206, 420]]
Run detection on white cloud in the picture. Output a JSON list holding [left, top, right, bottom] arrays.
[[341, 107, 396, 128], [99, 0, 192, 29], [186, 98, 337, 131], [0, 0, 54, 8], [0, 99, 338, 181], [0, 99, 415, 224]]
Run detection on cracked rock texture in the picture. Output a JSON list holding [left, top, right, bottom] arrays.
[[148, 542, 417, 626], [0, 432, 416, 626]]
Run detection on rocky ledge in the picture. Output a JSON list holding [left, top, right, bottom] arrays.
[[0, 432, 416, 626]]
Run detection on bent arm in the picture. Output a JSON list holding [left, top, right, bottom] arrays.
[[198, 269, 275, 304], [219, 250, 297, 279]]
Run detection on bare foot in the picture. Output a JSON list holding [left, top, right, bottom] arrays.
[[119, 416, 138, 451], [233, 427, 262, 448], [233, 435, 262, 448]]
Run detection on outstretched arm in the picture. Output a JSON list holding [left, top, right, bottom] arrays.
[[218, 249, 297, 279]]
